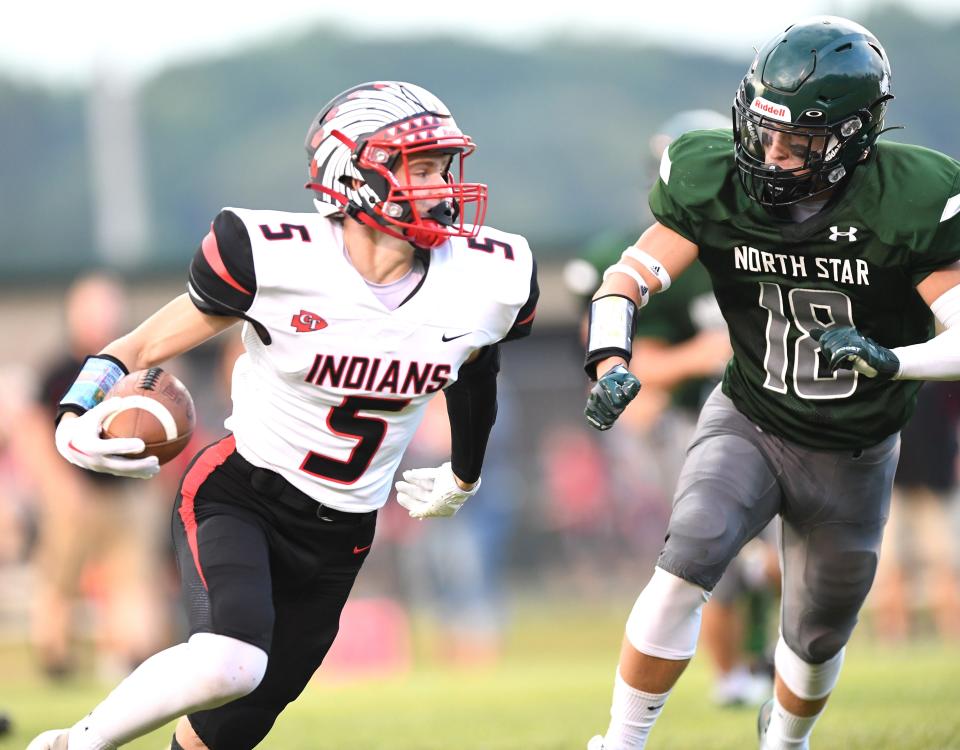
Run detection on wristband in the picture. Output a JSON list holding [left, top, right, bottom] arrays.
[[56, 354, 128, 421], [603, 263, 650, 308], [623, 246, 672, 292], [584, 294, 636, 380]]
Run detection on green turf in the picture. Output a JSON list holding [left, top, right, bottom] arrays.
[[2, 602, 959, 749]]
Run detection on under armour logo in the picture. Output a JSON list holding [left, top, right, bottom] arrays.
[[829, 226, 858, 242]]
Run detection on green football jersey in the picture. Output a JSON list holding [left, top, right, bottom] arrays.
[[650, 129, 960, 450]]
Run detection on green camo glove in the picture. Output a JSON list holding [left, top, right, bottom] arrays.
[[811, 326, 900, 380], [584, 364, 642, 431]]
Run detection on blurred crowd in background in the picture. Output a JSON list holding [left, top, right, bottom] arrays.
[[1, 5, 959, 726]]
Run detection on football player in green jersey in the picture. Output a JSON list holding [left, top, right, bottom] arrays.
[[583, 16, 960, 750]]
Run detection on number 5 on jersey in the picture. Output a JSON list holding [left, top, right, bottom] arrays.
[[300, 396, 410, 484]]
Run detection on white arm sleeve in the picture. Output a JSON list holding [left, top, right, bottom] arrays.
[[893, 283, 960, 380]]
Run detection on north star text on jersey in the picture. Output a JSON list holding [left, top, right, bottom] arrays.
[[304, 353, 451, 395], [733, 245, 871, 287]]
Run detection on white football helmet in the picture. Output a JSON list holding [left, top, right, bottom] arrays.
[[304, 81, 487, 248]]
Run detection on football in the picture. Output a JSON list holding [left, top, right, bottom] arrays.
[[101, 367, 196, 464]]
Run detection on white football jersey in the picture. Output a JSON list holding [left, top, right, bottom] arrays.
[[188, 208, 536, 512]]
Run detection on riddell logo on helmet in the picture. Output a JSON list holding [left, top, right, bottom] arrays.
[[291, 310, 328, 332], [750, 97, 792, 123]]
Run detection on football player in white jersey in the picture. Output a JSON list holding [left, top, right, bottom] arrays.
[[30, 81, 537, 750]]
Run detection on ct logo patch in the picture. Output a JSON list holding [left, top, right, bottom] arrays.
[[291, 309, 328, 332], [829, 226, 858, 242]]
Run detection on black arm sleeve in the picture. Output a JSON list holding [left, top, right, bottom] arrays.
[[445, 345, 500, 484], [502, 256, 539, 342]]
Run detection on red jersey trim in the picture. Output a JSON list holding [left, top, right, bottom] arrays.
[[202, 227, 253, 296], [517, 307, 537, 326]]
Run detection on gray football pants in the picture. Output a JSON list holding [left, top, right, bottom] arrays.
[[657, 386, 900, 664]]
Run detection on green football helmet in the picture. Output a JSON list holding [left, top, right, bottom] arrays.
[[733, 16, 893, 208]]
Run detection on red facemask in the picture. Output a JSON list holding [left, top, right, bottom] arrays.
[[307, 117, 488, 249]]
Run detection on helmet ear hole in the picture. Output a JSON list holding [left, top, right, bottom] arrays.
[[839, 118, 862, 138]]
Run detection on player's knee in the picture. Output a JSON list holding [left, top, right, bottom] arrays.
[[785, 548, 877, 663], [781, 607, 858, 664], [625, 567, 711, 660], [774, 636, 844, 700], [802, 629, 852, 664], [660, 489, 745, 590], [187, 633, 268, 703], [810, 548, 878, 608]]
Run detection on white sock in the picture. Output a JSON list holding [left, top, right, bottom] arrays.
[[66, 634, 267, 747], [602, 668, 672, 750], [762, 695, 821, 750]]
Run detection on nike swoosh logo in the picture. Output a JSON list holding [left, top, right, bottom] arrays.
[[441, 332, 471, 342], [353, 544, 371, 555], [647, 703, 665, 711]]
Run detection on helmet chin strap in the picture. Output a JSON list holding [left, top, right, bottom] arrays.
[[348, 206, 409, 241], [305, 181, 451, 249], [402, 200, 458, 248], [350, 206, 447, 249], [403, 220, 447, 249]]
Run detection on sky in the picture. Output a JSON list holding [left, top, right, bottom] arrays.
[[5, 0, 960, 85]]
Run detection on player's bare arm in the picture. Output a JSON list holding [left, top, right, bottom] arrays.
[[583, 222, 698, 430], [916, 260, 960, 305], [598, 222, 701, 294], [59, 294, 238, 426], [102, 293, 239, 372], [53, 296, 238, 479], [590, 222, 699, 375]]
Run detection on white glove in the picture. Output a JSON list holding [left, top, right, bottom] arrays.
[[55, 398, 161, 479], [395, 461, 480, 519]]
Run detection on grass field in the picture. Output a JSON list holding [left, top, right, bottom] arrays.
[[2, 601, 959, 750]]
